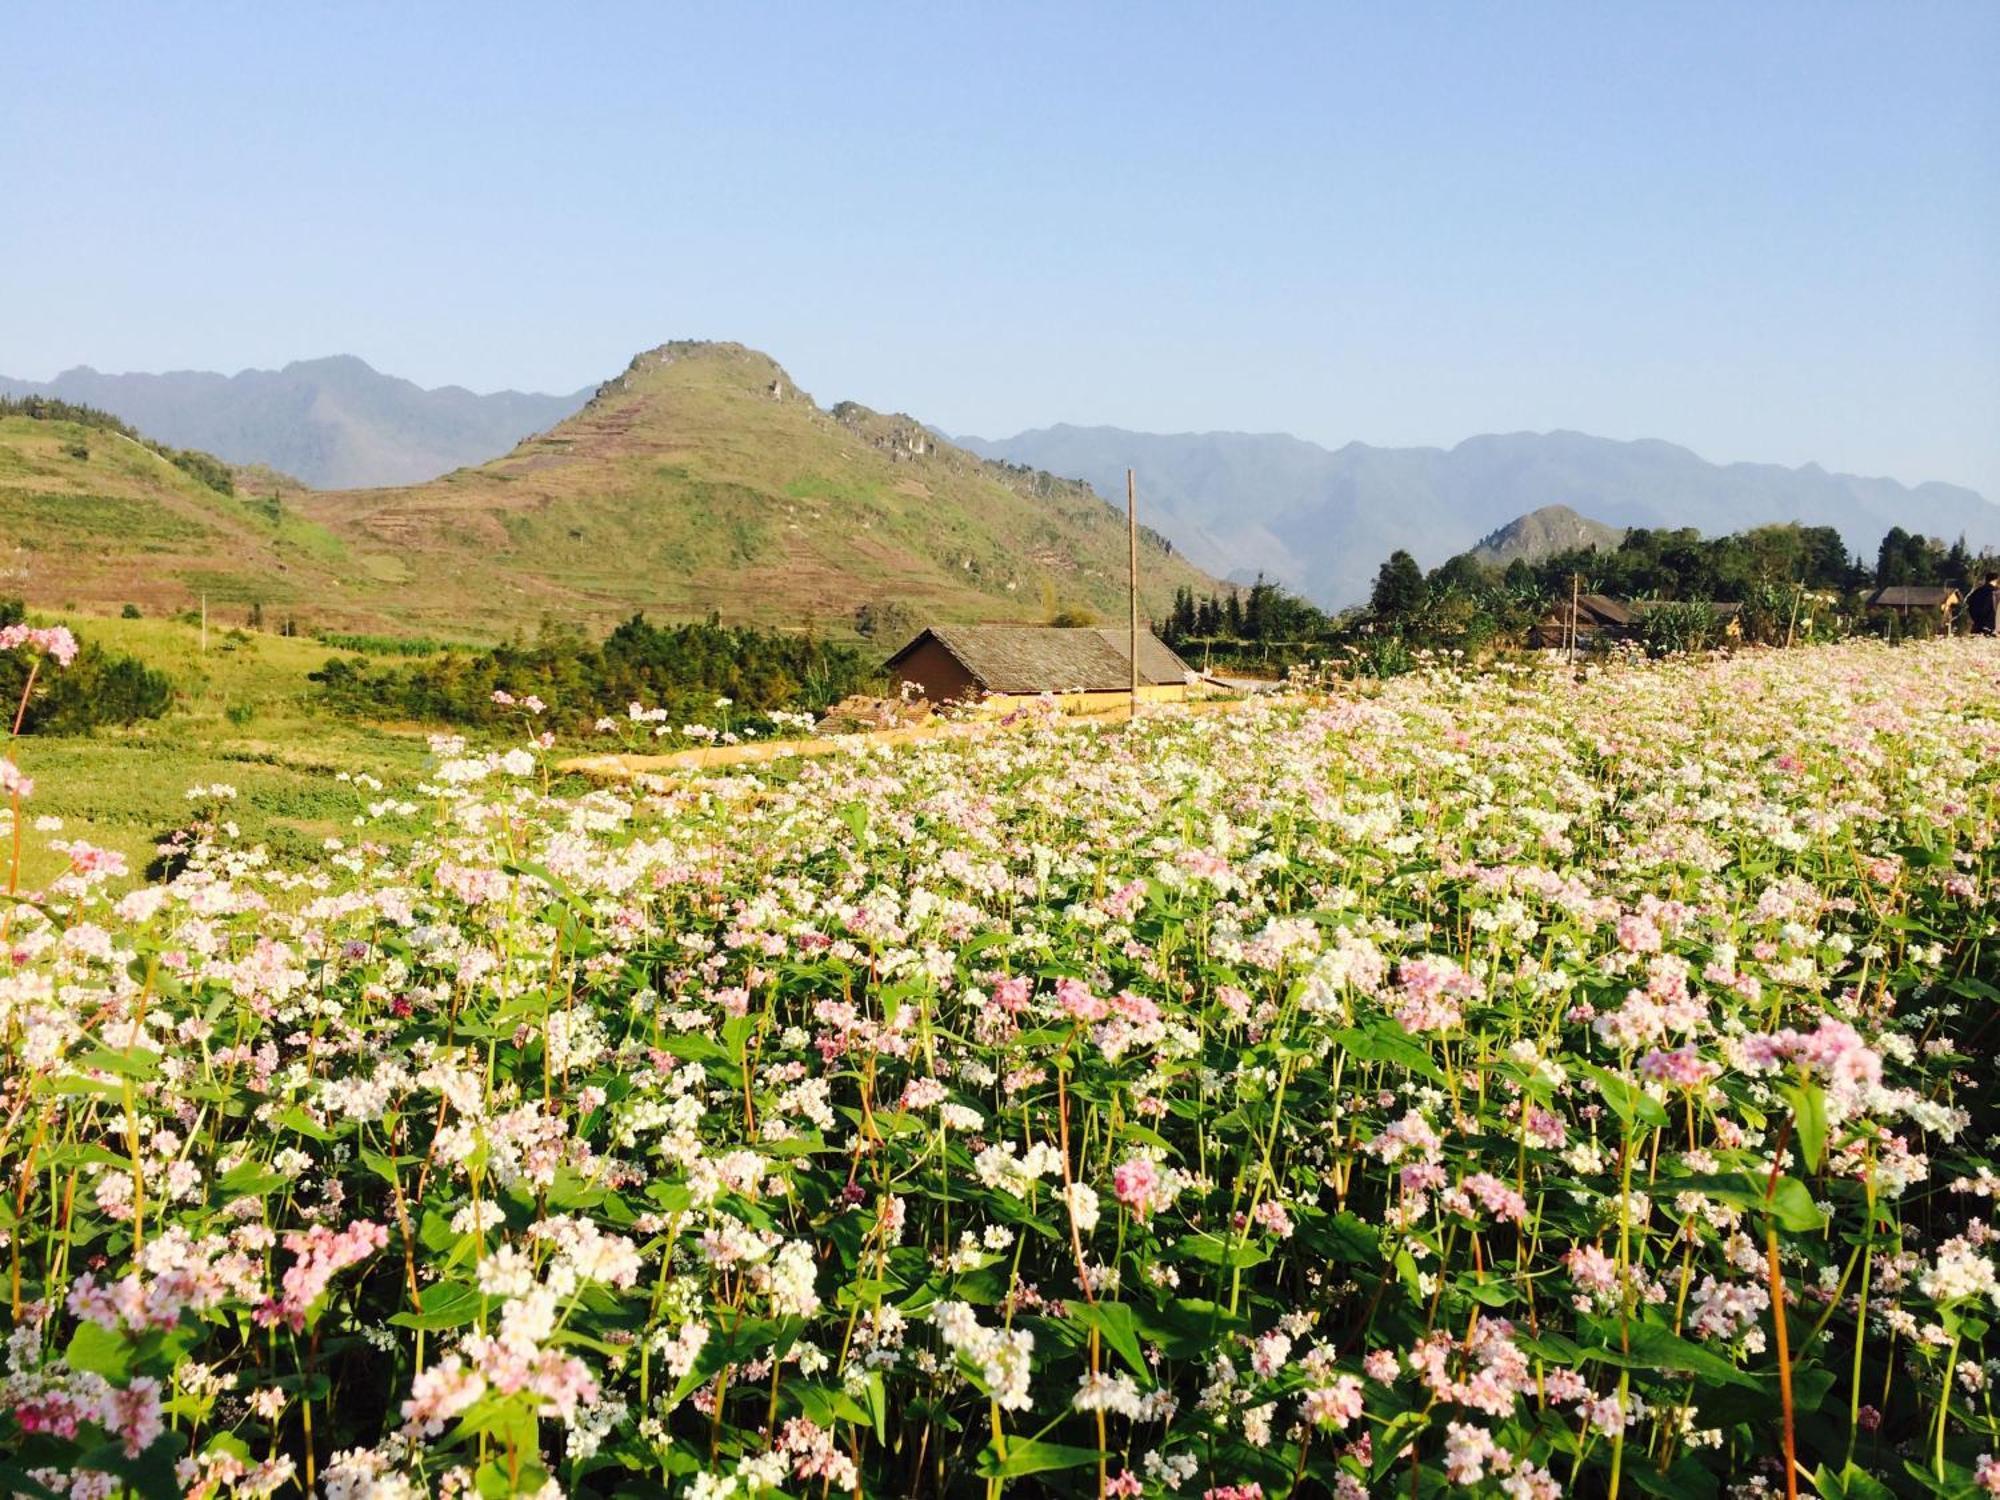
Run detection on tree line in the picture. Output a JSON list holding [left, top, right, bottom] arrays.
[[310, 614, 882, 735], [1158, 522, 2000, 674]]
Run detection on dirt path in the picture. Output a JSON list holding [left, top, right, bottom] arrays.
[[559, 694, 1295, 780]]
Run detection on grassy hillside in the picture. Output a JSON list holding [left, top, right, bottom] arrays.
[[0, 411, 352, 617], [296, 342, 1219, 632], [4, 345, 1222, 636], [5, 611, 440, 886]]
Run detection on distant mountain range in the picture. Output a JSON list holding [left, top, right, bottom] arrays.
[[957, 426, 2000, 606], [10, 349, 1993, 611], [0, 343, 1217, 634], [0, 357, 593, 489]]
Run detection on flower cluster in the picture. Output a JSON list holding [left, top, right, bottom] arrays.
[[0, 637, 1997, 1495]]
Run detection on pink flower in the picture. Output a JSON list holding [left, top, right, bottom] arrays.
[[254, 1220, 388, 1332], [991, 975, 1031, 1013], [0, 759, 32, 799], [1056, 977, 1108, 1022], [1639, 1044, 1718, 1089], [401, 1355, 487, 1437], [1615, 912, 1662, 954], [1111, 1156, 1165, 1219], [0, 623, 78, 667], [103, 1377, 163, 1457], [1302, 1374, 1364, 1429], [1251, 1198, 1295, 1238], [1461, 1173, 1528, 1226]]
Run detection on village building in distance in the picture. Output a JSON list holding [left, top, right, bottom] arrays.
[[1533, 594, 1745, 650], [1864, 584, 1961, 624], [886, 625, 1195, 710]]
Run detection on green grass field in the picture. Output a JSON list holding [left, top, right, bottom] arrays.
[[7, 611, 438, 885]]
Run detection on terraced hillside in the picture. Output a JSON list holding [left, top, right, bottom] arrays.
[[0, 410, 352, 617], [7, 344, 1218, 636], [296, 341, 1218, 633]]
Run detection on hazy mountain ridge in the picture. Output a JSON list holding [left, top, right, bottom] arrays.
[[0, 357, 593, 489], [959, 425, 2000, 607]]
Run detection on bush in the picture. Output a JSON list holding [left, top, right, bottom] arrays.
[[1636, 599, 1720, 656], [312, 614, 882, 735], [0, 600, 175, 733]]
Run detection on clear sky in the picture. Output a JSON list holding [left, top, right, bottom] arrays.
[[4, 2, 1996, 497]]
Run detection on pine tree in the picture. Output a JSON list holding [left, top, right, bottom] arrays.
[[1370, 551, 1428, 622]]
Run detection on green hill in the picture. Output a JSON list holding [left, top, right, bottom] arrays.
[[0, 344, 1221, 637], [0, 405, 350, 617], [297, 341, 1218, 634]]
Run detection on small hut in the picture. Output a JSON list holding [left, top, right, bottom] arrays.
[[1865, 585, 1960, 623], [885, 625, 1193, 710], [1533, 594, 1633, 650]]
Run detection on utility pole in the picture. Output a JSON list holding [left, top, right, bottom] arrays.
[[1567, 573, 1580, 668], [1127, 468, 1139, 721]]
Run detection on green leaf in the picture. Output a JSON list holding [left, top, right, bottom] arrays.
[[1065, 1300, 1150, 1383], [218, 1160, 292, 1197], [1765, 1176, 1827, 1233], [864, 1370, 888, 1443], [1781, 1080, 1828, 1174], [65, 1320, 131, 1378], [1661, 1172, 1826, 1232], [1176, 1231, 1270, 1270], [975, 1438, 1105, 1479], [388, 1281, 485, 1330], [1576, 1059, 1670, 1129], [274, 1107, 334, 1141], [1813, 1461, 1894, 1500], [75, 1045, 161, 1080], [1322, 1210, 1381, 1263], [1332, 1025, 1444, 1083], [1576, 1320, 1758, 1388]]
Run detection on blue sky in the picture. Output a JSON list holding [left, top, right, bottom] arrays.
[[3, 2, 1995, 497]]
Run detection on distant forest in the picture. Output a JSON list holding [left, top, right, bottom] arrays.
[[1158, 522, 2000, 676]]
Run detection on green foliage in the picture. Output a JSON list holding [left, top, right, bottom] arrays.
[[1369, 549, 1429, 622], [0, 602, 175, 733], [313, 632, 459, 657], [1635, 599, 1721, 656], [312, 614, 882, 733], [0, 395, 235, 495], [1159, 578, 1340, 676]]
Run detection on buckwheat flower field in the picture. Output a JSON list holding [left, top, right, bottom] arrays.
[[5, 639, 2000, 1500]]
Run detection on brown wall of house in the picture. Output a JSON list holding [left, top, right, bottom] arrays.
[[893, 639, 982, 703]]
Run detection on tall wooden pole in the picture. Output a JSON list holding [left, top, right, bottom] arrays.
[[1127, 468, 1139, 721], [1568, 573, 1580, 667]]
